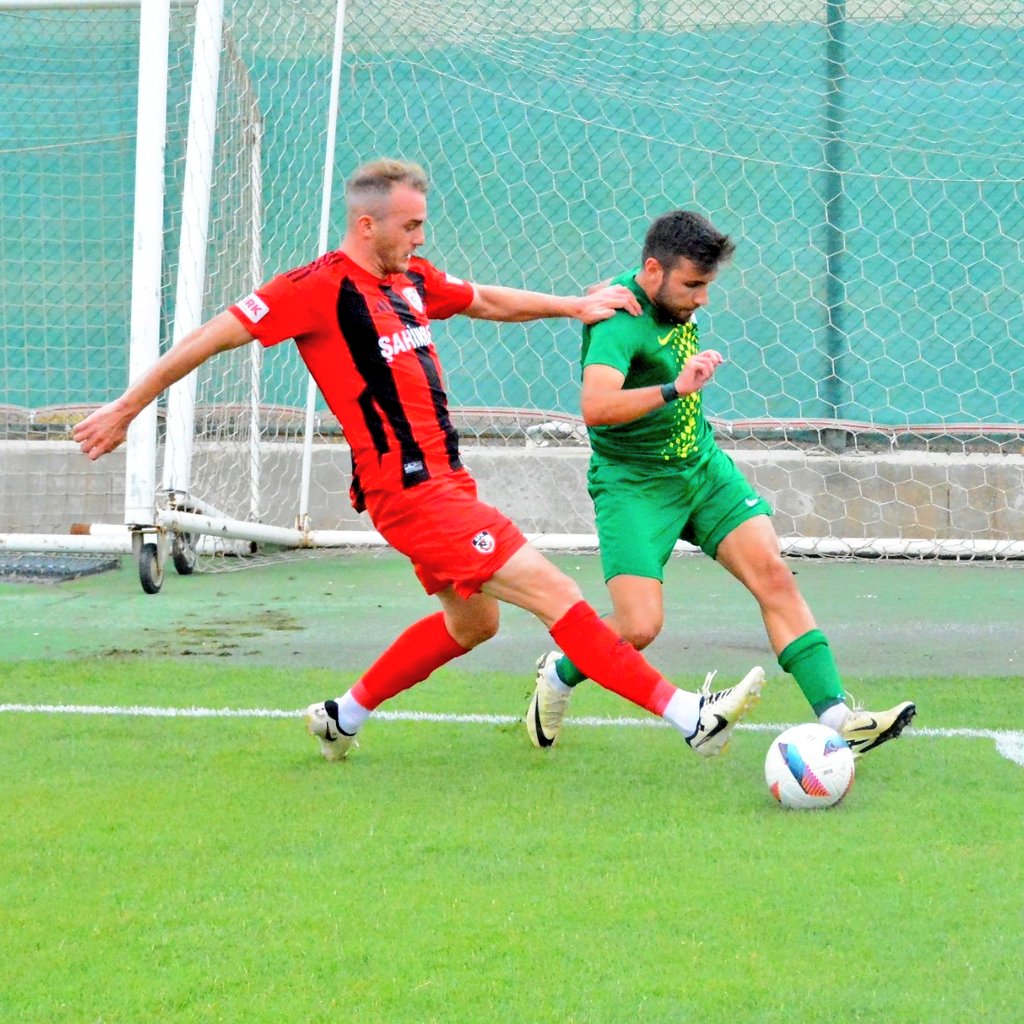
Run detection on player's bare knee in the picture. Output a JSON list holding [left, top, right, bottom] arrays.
[[453, 607, 500, 649], [755, 555, 801, 604], [620, 621, 662, 651], [468, 610, 501, 647]]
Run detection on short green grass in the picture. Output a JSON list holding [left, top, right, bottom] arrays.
[[2, 659, 1022, 1023]]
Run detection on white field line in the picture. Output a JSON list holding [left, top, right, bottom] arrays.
[[1, 702, 1022, 766]]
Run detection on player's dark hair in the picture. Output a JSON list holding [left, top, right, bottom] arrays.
[[345, 159, 428, 218], [642, 210, 735, 274]]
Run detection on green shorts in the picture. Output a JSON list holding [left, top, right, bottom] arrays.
[[588, 445, 773, 582]]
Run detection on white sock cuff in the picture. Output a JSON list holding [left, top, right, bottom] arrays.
[[334, 691, 371, 734], [545, 655, 573, 694], [818, 702, 851, 733], [661, 688, 702, 737]]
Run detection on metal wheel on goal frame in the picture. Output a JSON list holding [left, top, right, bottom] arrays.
[[171, 530, 199, 575], [135, 530, 201, 593], [137, 540, 165, 594]]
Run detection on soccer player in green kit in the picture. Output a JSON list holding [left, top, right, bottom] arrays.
[[527, 209, 916, 755]]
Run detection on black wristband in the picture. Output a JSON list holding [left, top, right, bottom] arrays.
[[660, 381, 679, 404]]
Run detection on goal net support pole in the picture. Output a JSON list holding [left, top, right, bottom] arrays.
[[123, 0, 170, 528], [245, 105, 264, 525], [162, 0, 225, 505], [296, 0, 347, 533]]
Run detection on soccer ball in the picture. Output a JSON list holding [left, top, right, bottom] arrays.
[[764, 723, 855, 810]]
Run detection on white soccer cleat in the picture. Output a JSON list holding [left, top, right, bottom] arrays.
[[526, 651, 573, 748], [305, 699, 358, 761], [686, 666, 765, 757], [839, 700, 916, 757]]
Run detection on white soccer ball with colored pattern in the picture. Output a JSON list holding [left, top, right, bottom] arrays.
[[765, 723, 855, 810]]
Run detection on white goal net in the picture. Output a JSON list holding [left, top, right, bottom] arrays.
[[1, 0, 1023, 583]]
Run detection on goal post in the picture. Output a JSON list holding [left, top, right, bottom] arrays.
[[162, 0, 226, 507], [120, 0, 167, 531], [0, 0, 346, 583], [2, 0, 1023, 584]]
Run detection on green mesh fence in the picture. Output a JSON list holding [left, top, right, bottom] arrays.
[[1, 1, 1022, 429]]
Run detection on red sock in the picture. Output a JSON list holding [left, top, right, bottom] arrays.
[[550, 601, 676, 715], [352, 612, 468, 710]]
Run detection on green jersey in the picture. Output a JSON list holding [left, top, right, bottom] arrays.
[[581, 269, 714, 466]]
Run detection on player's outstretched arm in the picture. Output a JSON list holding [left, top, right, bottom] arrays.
[[462, 283, 641, 324], [73, 311, 255, 460]]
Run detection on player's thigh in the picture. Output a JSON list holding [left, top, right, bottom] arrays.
[[684, 447, 773, 558], [589, 461, 686, 582], [715, 515, 794, 594], [481, 543, 581, 627]]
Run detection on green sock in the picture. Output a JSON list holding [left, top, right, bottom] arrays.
[[554, 654, 589, 688], [777, 629, 846, 716]]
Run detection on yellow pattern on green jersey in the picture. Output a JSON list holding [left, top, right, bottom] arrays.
[[660, 320, 702, 460]]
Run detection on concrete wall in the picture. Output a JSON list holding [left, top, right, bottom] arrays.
[[2, 440, 1023, 542]]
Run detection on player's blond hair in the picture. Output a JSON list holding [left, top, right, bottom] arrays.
[[345, 159, 428, 220]]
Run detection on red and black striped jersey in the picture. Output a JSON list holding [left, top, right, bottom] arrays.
[[228, 251, 475, 510]]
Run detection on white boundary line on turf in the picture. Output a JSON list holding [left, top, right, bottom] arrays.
[[2, 703, 1023, 766]]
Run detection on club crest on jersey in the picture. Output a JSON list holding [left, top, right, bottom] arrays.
[[238, 292, 269, 323], [402, 287, 424, 313], [471, 530, 495, 554]]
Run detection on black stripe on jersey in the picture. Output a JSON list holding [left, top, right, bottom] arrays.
[[348, 450, 366, 513], [403, 269, 426, 302], [381, 279, 423, 326], [380, 281, 462, 472], [414, 349, 462, 471], [358, 389, 390, 458], [336, 277, 429, 489]]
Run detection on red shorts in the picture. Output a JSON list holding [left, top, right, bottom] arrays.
[[366, 470, 528, 599]]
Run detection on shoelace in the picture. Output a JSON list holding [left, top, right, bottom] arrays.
[[844, 690, 864, 714], [698, 670, 727, 703]]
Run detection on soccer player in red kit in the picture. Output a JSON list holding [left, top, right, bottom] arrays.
[[73, 158, 765, 762]]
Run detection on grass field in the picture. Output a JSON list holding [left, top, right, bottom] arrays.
[[2, 556, 1023, 1022]]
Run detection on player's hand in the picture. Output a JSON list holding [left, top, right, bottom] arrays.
[[574, 284, 642, 324], [673, 350, 724, 396], [72, 399, 134, 460]]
